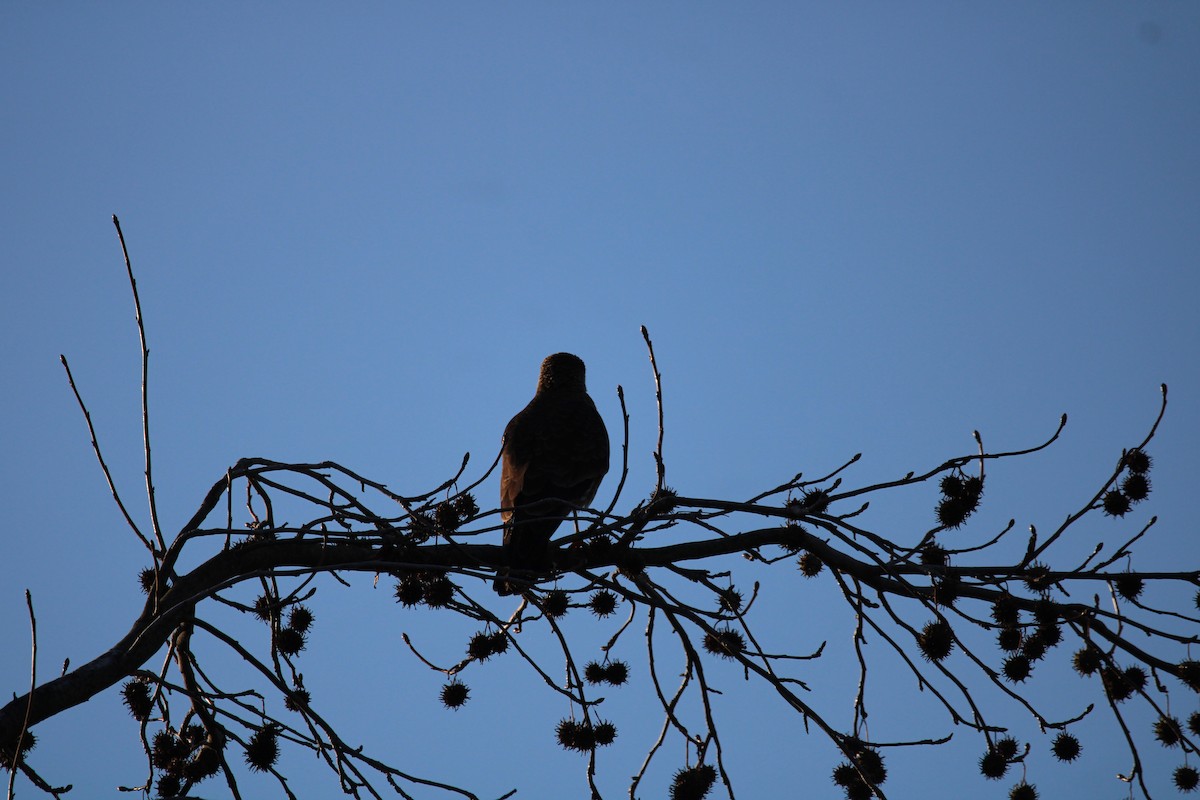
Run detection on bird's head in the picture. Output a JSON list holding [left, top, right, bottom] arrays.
[[537, 352, 588, 393]]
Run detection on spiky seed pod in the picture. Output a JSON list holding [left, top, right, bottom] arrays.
[[998, 627, 1023, 652], [408, 511, 436, 543], [991, 595, 1021, 627], [1176, 765, 1200, 792], [1122, 472, 1151, 502], [394, 575, 426, 607], [1036, 622, 1062, 649], [704, 628, 746, 660], [853, 747, 886, 785], [244, 726, 279, 772], [1032, 604, 1060, 628], [995, 736, 1019, 760], [934, 573, 961, 607], [555, 719, 596, 752], [605, 660, 630, 686], [1023, 562, 1053, 595], [1021, 635, 1047, 663], [287, 605, 314, 633], [936, 476, 981, 527], [782, 512, 809, 541], [138, 567, 162, 595], [670, 763, 717, 800], [1072, 646, 1103, 676], [802, 488, 831, 514], [182, 723, 206, 745], [435, 500, 461, 531], [285, 688, 310, 711], [831, 762, 860, 787], [920, 541, 948, 567], [585, 661, 607, 684], [1051, 731, 1081, 762], [151, 730, 185, 769], [571, 722, 596, 752], [1101, 667, 1135, 701], [717, 587, 743, 614], [1124, 666, 1148, 693], [590, 589, 618, 618], [1178, 660, 1200, 693], [1009, 782, 1038, 800], [980, 749, 1009, 779], [467, 632, 495, 661], [917, 620, 954, 662], [845, 783, 874, 800], [183, 744, 222, 779], [1032, 599, 1058, 627], [253, 593, 278, 621], [422, 575, 456, 607], [1002, 655, 1032, 683], [453, 492, 479, 519], [1114, 573, 1144, 601], [650, 485, 679, 511], [440, 681, 469, 710], [487, 631, 509, 655], [1154, 716, 1183, 747], [961, 476, 984, 502], [593, 721, 617, 746], [798, 552, 824, 577], [784, 496, 807, 518], [936, 495, 973, 529], [1124, 449, 1152, 474], [155, 774, 182, 799], [588, 533, 614, 561], [939, 474, 964, 498], [1189, 711, 1200, 737], [2, 724, 35, 762], [543, 589, 570, 618], [1102, 490, 1131, 518], [1196, 588, 1200, 612], [275, 627, 306, 657], [1100, 667, 1129, 700], [0, 728, 36, 769], [555, 719, 578, 750], [122, 679, 153, 722]]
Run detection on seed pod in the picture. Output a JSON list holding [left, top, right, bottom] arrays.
[[440, 681, 469, 709], [1051, 732, 1081, 762]]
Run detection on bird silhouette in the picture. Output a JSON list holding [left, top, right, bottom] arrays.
[[494, 353, 609, 595]]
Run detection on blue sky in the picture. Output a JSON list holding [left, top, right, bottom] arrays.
[[2, 4, 1198, 798]]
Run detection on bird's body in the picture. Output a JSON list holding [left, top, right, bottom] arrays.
[[495, 353, 609, 595]]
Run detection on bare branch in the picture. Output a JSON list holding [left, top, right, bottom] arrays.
[[112, 214, 167, 554]]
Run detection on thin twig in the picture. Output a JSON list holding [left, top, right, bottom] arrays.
[[112, 215, 166, 553], [641, 326, 666, 494], [59, 355, 156, 554], [6, 592, 36, 799]]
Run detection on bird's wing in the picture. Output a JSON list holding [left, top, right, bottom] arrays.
[[499, 452, 527, 523], [501, 393, 609, 510]]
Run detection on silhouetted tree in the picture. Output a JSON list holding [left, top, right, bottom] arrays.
[[3, 219, 1197, 800]]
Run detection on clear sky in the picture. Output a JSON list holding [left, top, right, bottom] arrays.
[[2, 4, 1198, 799]]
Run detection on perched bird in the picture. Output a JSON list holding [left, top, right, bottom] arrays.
[[494, 353, 610, 595]]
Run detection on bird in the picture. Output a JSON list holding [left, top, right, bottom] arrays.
[[494, 353, 610, 595]]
